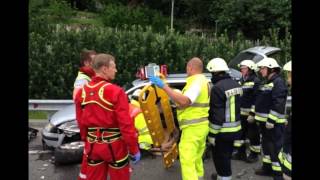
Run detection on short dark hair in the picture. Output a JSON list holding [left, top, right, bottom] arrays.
[[80, 49, 96, 66]]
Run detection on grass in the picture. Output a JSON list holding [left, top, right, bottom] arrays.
[[29, 111, 48, 120]]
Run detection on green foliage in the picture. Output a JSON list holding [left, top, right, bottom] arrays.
[[208, 0, 291, 39], [100, 4, 171, 32], [29, 25, 291, 99]]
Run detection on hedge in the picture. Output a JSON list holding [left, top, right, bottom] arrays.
[[29, 25, 291, 99]]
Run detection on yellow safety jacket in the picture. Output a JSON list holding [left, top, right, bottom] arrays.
[[177, 74, 210, 130]]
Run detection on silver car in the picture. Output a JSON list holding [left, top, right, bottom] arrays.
[[42, 46, 282, 164]]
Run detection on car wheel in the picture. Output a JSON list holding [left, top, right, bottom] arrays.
[[54, 141, 84, 165]]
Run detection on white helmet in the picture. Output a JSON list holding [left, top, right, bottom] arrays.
[[238, 60, 257, 70], [256, 57, 280, 68], [132, 89, 141, 98], [206, 58, 229, 72], [283, 61, 291, 72]]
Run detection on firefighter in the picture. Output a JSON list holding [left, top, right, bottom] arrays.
[[254, 58, 288, 180], [73, 49, 96, 180], [74, 54, 140, 180], [73, 49, 97, 100], [278, 61, 291, 180], [206, 58, 242, 180], [129, 89, 153, 152], [150, 57, 210, 180], [232, 60, 261, 163]]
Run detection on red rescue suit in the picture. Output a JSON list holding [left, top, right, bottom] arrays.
[[74, 76, 139, 180]]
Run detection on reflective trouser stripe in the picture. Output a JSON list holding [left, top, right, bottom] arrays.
[[230, 96, 235, 122], [249, 145, 261, 153], [272, 162, 282, 172], [255, 114, 268, 122], [209, 121, 241, 134], [234, 140, 244, 147], [217, 175, 232, 180], [262, 155, 271, 164], [179, 124, 209, 180], [179, 117, 208, 127], [278, 151, 292, 171]]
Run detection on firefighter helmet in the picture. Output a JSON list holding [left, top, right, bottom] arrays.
[[256, 57, 280, 68], [283, 61, 291, 72], [206, 58, 229, 72], [238, 60, 257, 70]]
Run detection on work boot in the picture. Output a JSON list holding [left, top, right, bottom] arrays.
[[232, 149, 247, 161], [273, 175, 284, 180], [211, 173, 217, 180], [255, 167, 272, 176], [246, 152, 259, 163]]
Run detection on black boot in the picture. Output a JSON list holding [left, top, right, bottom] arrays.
[[246, 152, 259, 163], [255, 166, 272, 176], [211, 173, 217, 180], [232, 147, 247, 161]]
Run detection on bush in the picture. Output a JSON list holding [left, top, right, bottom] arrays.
[[29, 25, 291, 99]]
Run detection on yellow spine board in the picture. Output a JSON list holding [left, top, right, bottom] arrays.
[[138, 84, 179, 168]]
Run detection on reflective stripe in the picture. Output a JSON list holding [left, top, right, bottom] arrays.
[[243, 82, 255, 86], [251, 105, 255, 113], [209, 121, 241, 134], [249, 145, 261, 153], [272, 162, 282, 172], [179, 117, 208, 126], [255, 112, 268, 122], [279, 151, 292, 171], [234, 140, 244, 147], [230, 96, 235, 122], [190, 102, 209, 107], [260, 82, 274, 91], [138, 127, 149, 134], [79, 172, 87, 179], [262, 155, 271, 163], [240, 111, 249, 116], [225, 98, 230, 122], [268, 110, 286, 123], [241, 108, 251, 116], [241, 85, 254, 89], [217, 175, 232, 180]]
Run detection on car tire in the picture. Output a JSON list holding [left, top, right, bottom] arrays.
[[54, 141, 84, 165]]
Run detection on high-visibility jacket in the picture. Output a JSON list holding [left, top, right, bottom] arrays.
[[129, 100, 153, 150], [73, 66, 95, 100], [254, 74, 288, 124], [74, 76, 139, 156], [208, 73, 242, 140], [239, 73, 261, 116], [176, 74, 210, 130]]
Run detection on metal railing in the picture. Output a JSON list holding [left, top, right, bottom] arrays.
[[29, 96, 291, 112], [29, 99, 74, 111]]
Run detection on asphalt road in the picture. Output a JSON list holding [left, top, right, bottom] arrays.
[[29, 121, 272, 180]]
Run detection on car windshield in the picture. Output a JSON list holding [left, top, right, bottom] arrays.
[[228, 51, 264, 69]]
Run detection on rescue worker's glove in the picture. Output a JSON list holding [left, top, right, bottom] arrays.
[[208, 137, 215, 146], [247, 115, 255, 123], [265, 122, 274, 129], [130, 151, 141, 164], [150, 76, 165, 88]]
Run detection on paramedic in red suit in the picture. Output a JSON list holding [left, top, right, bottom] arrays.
[[74, 53, 141, 180]]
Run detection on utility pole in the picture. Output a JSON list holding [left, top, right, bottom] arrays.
[[170, 0, 174, 31]]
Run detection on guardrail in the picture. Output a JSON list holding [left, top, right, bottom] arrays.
[[29, 99, 74, 111], [29, 96, 291, 111]]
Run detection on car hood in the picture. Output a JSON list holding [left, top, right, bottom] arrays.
[[50, 104, 76, 126]]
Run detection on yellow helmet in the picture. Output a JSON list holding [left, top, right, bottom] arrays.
[[283, 61, 291, 72], [206, 58, 229, 72]]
